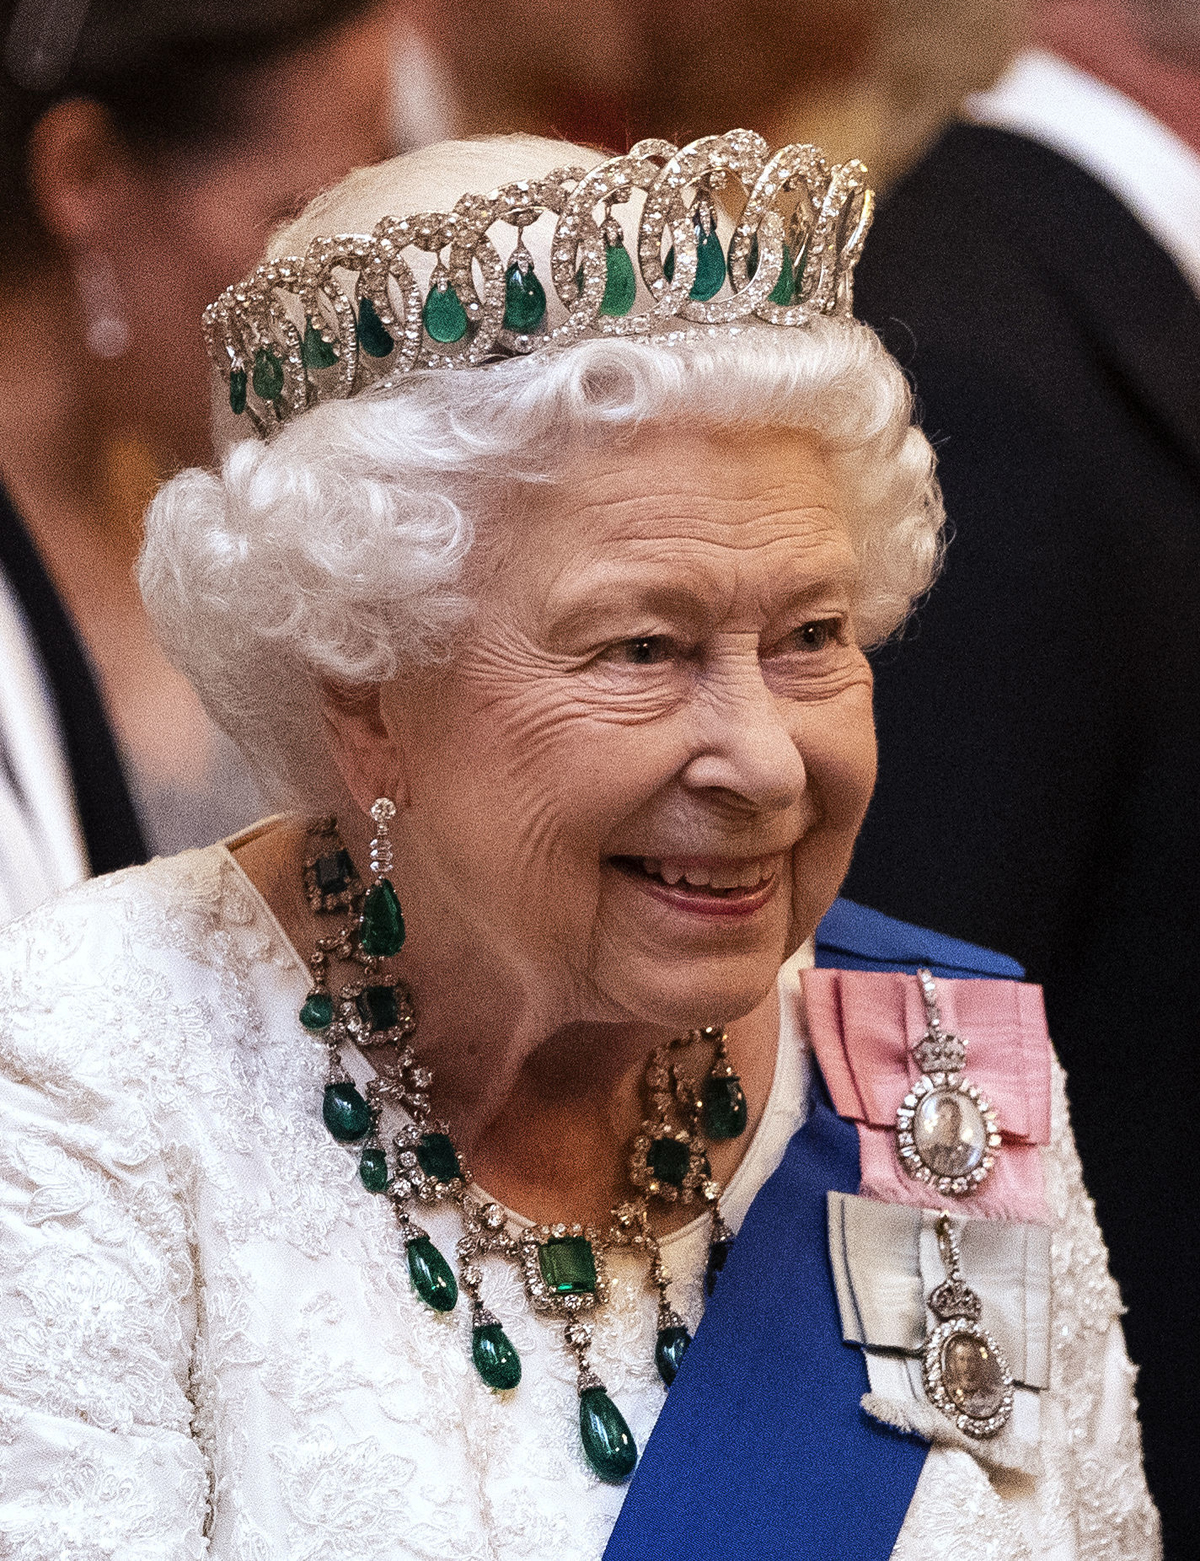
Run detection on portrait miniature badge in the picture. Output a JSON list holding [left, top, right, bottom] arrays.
[[895, 968, 1001, 1196]]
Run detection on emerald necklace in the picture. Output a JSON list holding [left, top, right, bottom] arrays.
[[295, 806, 748, 1484]]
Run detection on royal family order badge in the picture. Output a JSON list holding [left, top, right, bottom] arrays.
[[895, 969, 1001, 1197]]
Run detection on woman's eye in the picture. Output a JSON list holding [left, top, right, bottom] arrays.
[[606, 636, 674, 666], [789, 619, 841, 652]]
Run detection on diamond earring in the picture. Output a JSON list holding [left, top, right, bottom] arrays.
[[359, 798, 405, 958], [75, 249, 129, 359]]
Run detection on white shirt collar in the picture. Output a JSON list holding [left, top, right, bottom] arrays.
[[966, 48, 1200, 299]]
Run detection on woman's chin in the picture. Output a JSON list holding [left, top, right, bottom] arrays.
[[602, 947, 787, 1032]]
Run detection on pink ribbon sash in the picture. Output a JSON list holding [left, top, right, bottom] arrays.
[[800, 968, 1052, 1220]]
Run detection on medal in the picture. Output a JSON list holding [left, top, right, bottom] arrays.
[[922, 1214, 1014, 1439], [895, 967, 1000, 1196]]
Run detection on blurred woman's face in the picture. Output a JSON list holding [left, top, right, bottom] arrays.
[[106, 3, 400, 465], [380, 424, 877, 1034]]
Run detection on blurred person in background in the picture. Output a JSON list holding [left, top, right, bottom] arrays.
[[0, 0, 403, 922], [841, 3, 1200, 1549], [423, 2, 1025, 186]]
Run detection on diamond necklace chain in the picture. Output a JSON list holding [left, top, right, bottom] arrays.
[[294, 817, 746, 1484]]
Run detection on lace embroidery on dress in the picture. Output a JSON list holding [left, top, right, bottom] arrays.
[[887, 1060, 1161, 1559], [1037, 1061, 1161, 1560]]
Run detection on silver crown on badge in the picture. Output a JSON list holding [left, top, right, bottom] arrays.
[[203, 129, 874, 437]]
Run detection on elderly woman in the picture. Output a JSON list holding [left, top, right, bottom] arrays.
[[0, 133, 1158, 1560]]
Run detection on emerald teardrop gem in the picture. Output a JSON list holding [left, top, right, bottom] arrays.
[[416, 1131, 461, 1183], [359, 1145, 389, 1192], [743, 236, 796, 304], [705, 1235, 732, 1297], [356, 295, 394, 357], [702, 1074, 748, 1140], [655, 1324, 691, 1386], [472, 1322, 522, 1390], [662, 226, 725, 300], [770, 240, 796, 304], [360, 878, 405, 957], [691, 226, 726, 300], [251, 347, 284, 402], [302, 317, 338, 369], [322, 1081, 372, 1142], [503, 260, 546, 332], [229, 368, 247, 415], [579, 1387, 637, 1483], [600, 241, 637, 317], [299, 991, 333, 1031], [422, 282, 469, 344], [406, 1234, 458, 1311]]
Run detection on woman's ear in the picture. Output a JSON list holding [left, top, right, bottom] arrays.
[[25, 97, 133, 249], [319, 680, 411, 816]]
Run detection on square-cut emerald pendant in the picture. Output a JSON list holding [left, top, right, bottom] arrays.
[[356, 984, 398, 1032], [647, 1136, 691, 1187], [538, 1236, 597, 1295], [314, 848, 354, 896], [416, 1131, 461, 1183]]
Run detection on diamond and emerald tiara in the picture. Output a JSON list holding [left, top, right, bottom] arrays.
[[203, 129, 874, 438]]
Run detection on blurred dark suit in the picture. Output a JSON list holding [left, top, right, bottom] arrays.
[[845, 120, 1200, 1551]]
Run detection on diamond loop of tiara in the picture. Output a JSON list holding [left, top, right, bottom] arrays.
[[203, 129, 874, 438]]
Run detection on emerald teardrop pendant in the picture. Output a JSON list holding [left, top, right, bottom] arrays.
[[743, 235, 796, 304], [359, 878, 405, 957], [299, 991, 333, 1031], [472, 1321, 522, 1390], [407, 1233, 458, 1311], [322, 1081, 372, 1142], [662, 227, 725, 300], [691, 226, 726, 300], [302, 316, 338, 369], [579, 1387, 637, 1483], [654, 1323, 691, 1386], [503, 258, 546, 332], [422, 280, 469, 343], [228, 367, 247, 415], [251, 347, 284, 402], [356, 295, 394, 357], [358, 1145, 389, 1192], [600, 239, 637, 317]]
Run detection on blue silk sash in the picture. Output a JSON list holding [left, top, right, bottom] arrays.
[[601, 899, 1020, 1561], [600, 1081, 929, 1561]]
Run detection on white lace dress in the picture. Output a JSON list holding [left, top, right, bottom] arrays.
[[0, 845, 1160, 1560]]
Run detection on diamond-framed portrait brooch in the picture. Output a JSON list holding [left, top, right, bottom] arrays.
[[895, 967, 1001, 1196], [922, 1215, 1014, 1439]]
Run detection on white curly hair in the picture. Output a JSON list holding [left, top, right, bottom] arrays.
[[140, 135, 945, 802]]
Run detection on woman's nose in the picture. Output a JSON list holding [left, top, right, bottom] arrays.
[[678, 656, 807, 814]]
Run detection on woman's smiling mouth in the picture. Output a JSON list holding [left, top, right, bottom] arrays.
[[608, 854, 784, 916]]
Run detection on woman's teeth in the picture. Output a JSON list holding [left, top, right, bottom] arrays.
[[637, 858, 770, 890]]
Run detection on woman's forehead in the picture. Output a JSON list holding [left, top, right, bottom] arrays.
[[522, 424, 849, 556], [491, 428, 858, 626]]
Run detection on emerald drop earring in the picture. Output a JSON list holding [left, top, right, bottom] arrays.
[[359, 798, 406, 958]]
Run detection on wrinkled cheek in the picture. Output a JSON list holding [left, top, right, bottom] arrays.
[[788, 707, 877, 940], [460, 780, 605, 971]]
